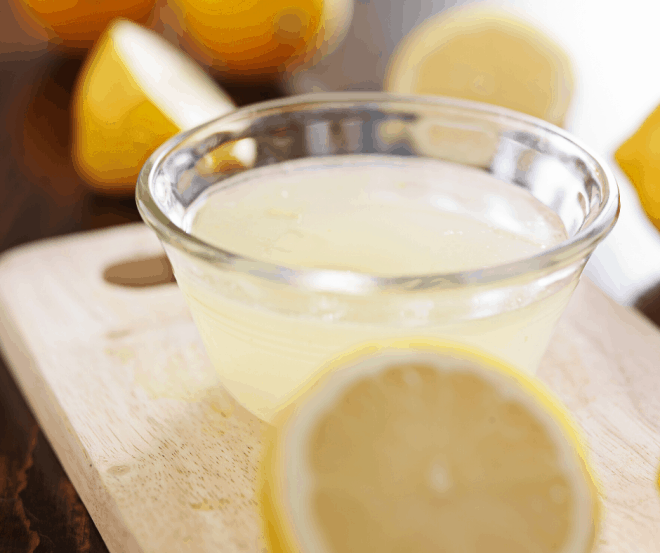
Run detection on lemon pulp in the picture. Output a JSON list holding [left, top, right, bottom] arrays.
[[261, 343, 599, 553], [385, 7, 574, 127]]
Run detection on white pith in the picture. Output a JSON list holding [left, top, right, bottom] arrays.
[[111, 20, 256, 166]]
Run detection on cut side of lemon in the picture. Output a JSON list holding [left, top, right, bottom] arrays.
[[615, 104, 660, 232], [72, 18, 252, 195], [384, 7, 574, 128], [261, 341, 599, 553]]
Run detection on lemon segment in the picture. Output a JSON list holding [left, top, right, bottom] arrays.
[[72, 19, 251, 195], [384, 7, 574, 128], [615, 104, 660, 232], [261, 340, 599, 553]]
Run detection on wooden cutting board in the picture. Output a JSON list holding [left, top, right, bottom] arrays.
[[0, 223, 658, 553]]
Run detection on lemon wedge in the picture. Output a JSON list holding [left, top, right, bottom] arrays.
[[615, 104, 660, 232], [72, 18, 250, 195], [384, 7, 574, 127], [261, 340, 599, 553]]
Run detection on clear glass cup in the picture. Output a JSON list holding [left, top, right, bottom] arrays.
[[136, 93, 619, 423]]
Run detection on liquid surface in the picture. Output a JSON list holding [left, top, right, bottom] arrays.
[[186, 156, 567, 275]]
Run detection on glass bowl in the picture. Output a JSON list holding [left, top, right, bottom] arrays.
[[137, 93, 619, 422]]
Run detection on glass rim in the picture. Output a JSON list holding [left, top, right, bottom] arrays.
[[136, 92, 620, 294]]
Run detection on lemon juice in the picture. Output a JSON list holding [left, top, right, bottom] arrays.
[[176, 155, 574, 422]]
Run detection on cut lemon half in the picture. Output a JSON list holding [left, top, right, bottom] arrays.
[[261, 340, 599, 553], [615, 103, 660, 232], [72, 19, 252, 195], [384, 7, 574, 128]]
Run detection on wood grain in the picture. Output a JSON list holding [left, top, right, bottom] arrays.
[[0, 222, 658, 552]]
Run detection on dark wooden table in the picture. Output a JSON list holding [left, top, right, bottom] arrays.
[[2, 48, 660, 553], [0, 49, 280, 553]]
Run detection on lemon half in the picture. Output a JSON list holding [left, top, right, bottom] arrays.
[[615, 104, 660, 232], [261, 341, 599, 553], [385, 7, 574, 128], [72, 19, 250, 195]]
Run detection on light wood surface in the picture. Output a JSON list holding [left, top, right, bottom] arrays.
[[0, 223, 658, 552]]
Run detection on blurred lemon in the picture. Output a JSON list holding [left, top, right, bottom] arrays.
[[300, 0, 354, 69], [261, 340, 599, 553], [616, 105, 660, 232], [385, 7, 574, 128], [72, 19, 248, 196], [13, 0, 156, 49], [170, 0, 351, 79]]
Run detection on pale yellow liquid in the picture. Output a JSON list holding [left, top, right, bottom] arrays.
[[177, 156, 574, 422]]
